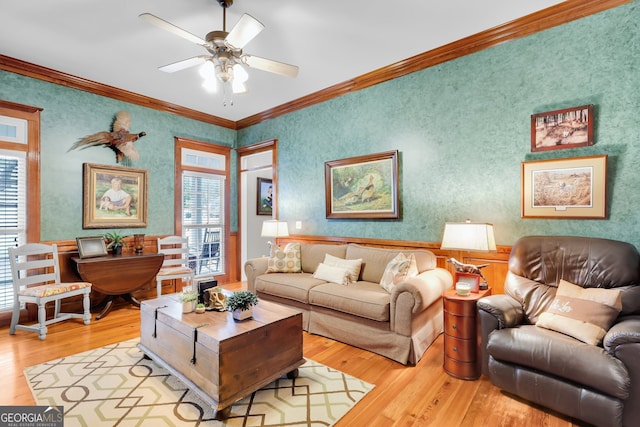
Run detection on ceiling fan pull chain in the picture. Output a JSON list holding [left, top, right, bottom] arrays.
[[222, 82, 233, 107]]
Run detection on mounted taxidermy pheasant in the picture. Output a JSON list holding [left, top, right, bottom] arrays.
[[70, 111, 147, 162]]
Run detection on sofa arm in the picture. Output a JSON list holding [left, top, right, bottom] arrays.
[[391, 267, 452, 336], [244, 257, 269, 293]]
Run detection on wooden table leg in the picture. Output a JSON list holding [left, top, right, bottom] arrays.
[[122, 293, 141, 307], [95, 295, 116, 320], [215, 406, 232, 420]]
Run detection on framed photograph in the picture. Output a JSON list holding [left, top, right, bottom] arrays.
[[83, 163, 148, 228], [325, 150, 399, 219], [75, 236, 108, 258], [521, 155, 607, 219], [257, 177, 273, 216], [531, 104, 594, 152], [454, 272, 481, 293]]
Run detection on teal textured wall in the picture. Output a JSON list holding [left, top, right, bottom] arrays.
[[238, 2, 640, 247], [0, 72, 235, 241]]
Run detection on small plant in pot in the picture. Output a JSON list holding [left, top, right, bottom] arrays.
[[226, 290, 259, 320], [180, 289, 198, 313], [103, 230, 129, 255]]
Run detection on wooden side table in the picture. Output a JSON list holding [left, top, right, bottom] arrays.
[[443, 287, 491, 380]]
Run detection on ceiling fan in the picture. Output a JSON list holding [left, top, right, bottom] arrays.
[[139, 0, 298, 102]]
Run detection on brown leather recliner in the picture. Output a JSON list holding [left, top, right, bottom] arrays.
[[478, 236, 640, 427]]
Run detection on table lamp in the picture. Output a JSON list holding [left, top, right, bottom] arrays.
[[441, 220, 496, 290], [261, 220, 289, 253]]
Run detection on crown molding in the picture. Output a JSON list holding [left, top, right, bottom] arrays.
[[0, 0, 629, 131], [0, 55, 237, 130], [235, 0, 630, 129]]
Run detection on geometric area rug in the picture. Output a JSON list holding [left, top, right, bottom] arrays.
[[24, 339, 374, 427]]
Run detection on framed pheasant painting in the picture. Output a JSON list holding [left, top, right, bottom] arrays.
[[325, 150, 399, 219], [82, 163, 148, 228]]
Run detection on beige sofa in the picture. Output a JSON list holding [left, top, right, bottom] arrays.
[[244, 243, 452, 365]]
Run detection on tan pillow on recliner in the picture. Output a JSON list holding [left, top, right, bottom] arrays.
[[536, 279, 622, 345]]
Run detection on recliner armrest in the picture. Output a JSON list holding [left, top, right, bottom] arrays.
[[604, 315, 640, 353], [477, 294, 524, 329], [477, 294, 523, 377]]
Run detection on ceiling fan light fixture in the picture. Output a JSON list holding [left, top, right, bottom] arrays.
[[202, 77, 218, 93], [216, 65, 232, 83], [233, 63, 249, 83], [199, 60, 216, 79]]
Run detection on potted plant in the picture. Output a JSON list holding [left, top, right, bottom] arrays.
[[103, 230, 129, 255], [226, 290, 259, 320], [195, 303, 206, 314], [180, 289, 198, 313]]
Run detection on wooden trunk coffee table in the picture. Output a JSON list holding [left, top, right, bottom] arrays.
[[138, 294, 305, 419]]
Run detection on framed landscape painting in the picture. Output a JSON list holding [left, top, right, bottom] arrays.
[[83, 163, 148, 228], [521, 155, 607, 219], [325, 150, 399, 219]]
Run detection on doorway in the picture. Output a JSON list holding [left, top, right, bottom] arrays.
[[237, 140, 277, 280]]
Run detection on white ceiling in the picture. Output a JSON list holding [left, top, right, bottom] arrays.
[[2, 0, 564, 123]]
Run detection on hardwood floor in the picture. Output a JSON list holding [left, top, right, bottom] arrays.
[[1, 282, 586, 426]]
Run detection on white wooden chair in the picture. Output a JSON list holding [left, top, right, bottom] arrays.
[[9, 243, 92, 340], [156, 236, 195, 297]]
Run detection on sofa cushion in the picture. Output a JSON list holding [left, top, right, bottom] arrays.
[[536, 279, 622, 345], [345, 244, 436, 283], [380, 253, 418, 293], [487, 325, 629, 400], [267, 242, 301, 273], [255, 272, 325, 304], [313, 262, 350, 285], [300, 244, 347, 273], [309, 281, 391, 322], [323, 253, 362, 283]]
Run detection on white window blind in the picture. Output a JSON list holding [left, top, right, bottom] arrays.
[[182, 171, 225, 276], [0, 150, 26, 310]]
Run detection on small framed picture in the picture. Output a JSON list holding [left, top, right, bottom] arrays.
[[76, 236, 108, 258], [257, 178, 273, 216], [454, 272, 481, 293], [531, 104, 594, 152]]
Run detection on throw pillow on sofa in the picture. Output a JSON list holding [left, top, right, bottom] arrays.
[[380, 253, 418, 293], [313, 262, 350, 285], [536, 279, 622, 345], [266, 242, 302, 273], [323, 253, 362, 283]]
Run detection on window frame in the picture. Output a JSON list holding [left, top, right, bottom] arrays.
[[0, 101, 41, 316], [174, 137, 230, 282]]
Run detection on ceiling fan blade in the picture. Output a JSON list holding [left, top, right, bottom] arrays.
[[244, 55, 299, 78], [225, 14, 264, 49], [139, 13, 208, 46], [159, 56, 208, 73]]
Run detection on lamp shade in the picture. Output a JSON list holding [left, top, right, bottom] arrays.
[[441, 222, 496, 252], [261, 220, 289, 238]]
